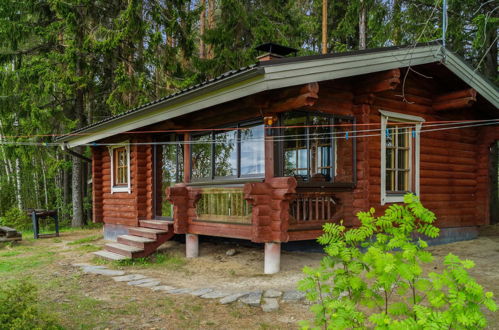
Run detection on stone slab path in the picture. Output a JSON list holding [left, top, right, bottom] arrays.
[[72, 263, 306, 312]]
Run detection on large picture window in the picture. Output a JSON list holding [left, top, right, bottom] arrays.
[[280, 111, 356, 187], [191, 121, 264, 182], [380, 110, 424, 205], [109, 143, 130, 193]]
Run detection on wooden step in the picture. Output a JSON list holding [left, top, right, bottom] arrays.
[[139, 220, 172, 231], [93, 250, 129, 261], [117, 235, 155, 249], [105, 242, 145, 258], [128, 227, 168, 240]]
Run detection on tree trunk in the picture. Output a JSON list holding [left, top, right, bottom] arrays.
[[63, 154, 70, 220], [15, 157, 22, 210], [199, 0, 206, 59], [72, 151, 84, 227], [359, 0, 367, 50], [71, 12, 85, 227], [207, 0, 215, 59], [322, 0, 328, 54], [392, 0, 401, 45]]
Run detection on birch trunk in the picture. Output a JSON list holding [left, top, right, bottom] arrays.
[[15, 157, 22, 209]]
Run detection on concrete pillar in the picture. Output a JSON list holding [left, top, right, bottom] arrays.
[[186, 234, 199, 258], [264, 242, 281, 274]]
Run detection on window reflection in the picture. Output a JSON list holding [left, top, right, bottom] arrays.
[[282, 111, 355, 184], [192, 134, 212, 179], [214, 130, 238, 177], [240, 124, 264, 175], [190, 122, 265, 181]]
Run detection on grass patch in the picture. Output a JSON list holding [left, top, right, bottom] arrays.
[[75, 244, 101, 253], [92, 252, 186, 270], [0, 250, 22, 257], [0, 251, 55, 274], [0, 280, 61, 329], [116, 252, 186, 269], [67, 234, 102, 245]]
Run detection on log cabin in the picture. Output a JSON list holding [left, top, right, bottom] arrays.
[[58, 42, 499, 273]]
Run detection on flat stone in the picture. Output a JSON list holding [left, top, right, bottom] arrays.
[[112, 274, 147, 282], [219, 292, 249, 305], [127, 278, 159, 286], [165, 288, 193, 294], [200, 291, 230, 299], [239, 291, 262, 307], [261, 298, 279, 312], [190, 288, 214, 297], [72, 263, 94, 267], [263, 289, 282, 298], [82, 267, 125, 276], [151, 285, 176, 292], [136, 281, 161, 288], [226, 249, 237, 256], [282, 290, 305, 302]]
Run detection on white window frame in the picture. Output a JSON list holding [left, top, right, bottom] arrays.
[[108, 141, 131, 194], [380, 110, 424, 205]]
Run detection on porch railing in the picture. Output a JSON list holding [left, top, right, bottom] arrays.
[[195, 188, 252, 225], [289, 192, 340, 229]]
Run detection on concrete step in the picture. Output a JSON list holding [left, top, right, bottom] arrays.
[[139, 220, 172, 231], [128, 227, 168, 240], [93, 250, 129, 261], [117, 234, 155, 249], [105, 242, 145, 258]]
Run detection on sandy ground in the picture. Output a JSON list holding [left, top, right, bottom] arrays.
[[2, 225, 499, 329]]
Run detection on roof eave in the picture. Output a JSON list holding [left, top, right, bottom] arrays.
[[58, 66, 264, 145]]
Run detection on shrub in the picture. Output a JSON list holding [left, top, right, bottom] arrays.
[[0, 280, 60, 329], [298, 194, 497, 329], [0, 207, 30, 231]]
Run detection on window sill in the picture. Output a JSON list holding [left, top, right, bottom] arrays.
[[111, 186, 131, 193], [382, 194, 408, 205], [188, 177, 264, 187]]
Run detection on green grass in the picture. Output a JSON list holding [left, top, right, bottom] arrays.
[[92, 251, 187, 270], [0, 251, 55, 274], [74, 244, 101, 252], [0, 250, 22, 257], [67, 234, 102, 245]]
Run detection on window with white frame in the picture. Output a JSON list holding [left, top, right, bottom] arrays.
[[380, 110, 424, 205], [109, 143, 131, 193]]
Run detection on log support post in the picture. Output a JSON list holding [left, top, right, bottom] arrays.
[[186, 233, 199, 258], [264, 242, 281, 274]]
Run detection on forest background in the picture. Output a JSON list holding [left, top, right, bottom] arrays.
[[0, 0, 497, 227]]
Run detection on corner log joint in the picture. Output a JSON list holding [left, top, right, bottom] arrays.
[[432, 88, 477, 111]]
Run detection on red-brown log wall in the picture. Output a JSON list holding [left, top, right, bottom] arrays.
[[92, 147, 104, 223], [364, 76, 491, 228], [92, 137, 155, 227]]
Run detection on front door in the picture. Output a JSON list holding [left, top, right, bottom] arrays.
[[153, 135, 184, 220]]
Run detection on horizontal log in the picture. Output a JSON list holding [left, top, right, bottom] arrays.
[[420, 154, 476, 165], [433, 97, 476, 111], [103, 205, 136, 212], [421, 171, 475, 180], [419, 185, 476, 194], [187, 223, 252, 240], [433, 88, 476, 103], [103, 211, 136, 219], [102, 217, 138, 226], [419, 177, 476, 186]]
